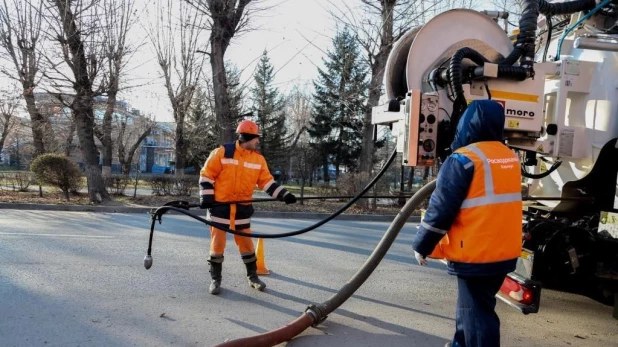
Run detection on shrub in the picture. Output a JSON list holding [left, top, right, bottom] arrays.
[[104, 174, 130, 196], [337, 172, 372, 197], [1, 171, 34, 192], [172, 175, 197, 196], [30, 154, 81, 201], [146, 174, 197, 196], [315, 182, 339, 199], [13, 172, 33, 192], [149, 175, 174, 196]]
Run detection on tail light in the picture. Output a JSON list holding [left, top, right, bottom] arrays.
[[500, 276, 534, 305], [496, 273, 541, 314]]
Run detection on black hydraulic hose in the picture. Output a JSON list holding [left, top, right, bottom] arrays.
[[215, 180, 437, 347], [502, 0, 539, 67], [144, 148, 398, 269], [538, 0, 596, 15], [156, 194, 422, 208], [449, 47, 490, 103], [543, 16, 553, 62], [446, 0, 595, 107], [472, 64, 531, 81], [521, 160, 562, 179]]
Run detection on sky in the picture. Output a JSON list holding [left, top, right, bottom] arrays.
[[1, 0, 506, 123], [122, 0, 353, 122], [120, 0, 507, 122]]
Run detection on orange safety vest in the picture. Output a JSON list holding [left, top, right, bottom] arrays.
[[201, 142, 275, 203], [199, 141, 287, 230], [428, 141, 522, 263]]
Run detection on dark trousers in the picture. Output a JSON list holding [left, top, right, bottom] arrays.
[[452, 274, 506, 347]]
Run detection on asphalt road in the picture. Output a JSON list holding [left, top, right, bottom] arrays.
[[0, 210, 616, 347]]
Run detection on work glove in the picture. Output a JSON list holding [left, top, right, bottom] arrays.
[[414, 251, 428, 266], [283, 193, 297, 204]]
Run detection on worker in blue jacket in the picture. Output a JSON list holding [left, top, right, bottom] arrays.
[[412, 100, 523, 347]]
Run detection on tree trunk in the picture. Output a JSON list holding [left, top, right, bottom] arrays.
[[174, 110, 186, 176], [118, 122, 150, 175], [54, 0, 110, 203], [73, 96, 110, 203], [0, 116, 10, 152], [358, 0, 395, 175], [322, 154, 330, 183], [64, 120, 75, 157], [118, 144, 127, 174], [210, 40, 234, 143], [125, 131, 150, 174], [117, 120, 127, 174], [335, 163, 340, 181], [300, 177, 305, 206], [101, 91, 117, 177], [23, 92, 47, 156]]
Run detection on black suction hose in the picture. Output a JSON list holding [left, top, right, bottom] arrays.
[[539, 0, 597, 15], [521, 160, 562, 179], [447, 0, 539, 122], [501, 0, 539, 67], [444, 0, 600, 117], [448, 47, 490, 104], [144, 148, 398, 269], [503, 0, 598, 66], [214, 179, 437, 347], [543, 16, 553, 62], [306, 179, 437, 323]]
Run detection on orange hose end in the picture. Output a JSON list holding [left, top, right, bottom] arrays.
[[214, 313, 314, 347]]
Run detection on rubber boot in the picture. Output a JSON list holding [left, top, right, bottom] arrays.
[[208, 260, 222, 295], [245, 260, 266, 291]]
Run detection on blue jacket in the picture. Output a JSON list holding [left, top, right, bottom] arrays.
[[412, 99, 517, 277]]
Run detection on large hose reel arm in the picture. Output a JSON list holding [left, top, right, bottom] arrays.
[[373, 0, 618, 166]]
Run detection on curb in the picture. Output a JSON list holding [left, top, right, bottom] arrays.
[[0, 203, 421, 222]]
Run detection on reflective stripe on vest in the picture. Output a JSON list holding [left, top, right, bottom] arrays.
[[461, 145, 521, 209], [428, 142, 522, 263]]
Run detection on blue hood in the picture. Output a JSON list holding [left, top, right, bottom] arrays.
[[451, 99, 505, 152]]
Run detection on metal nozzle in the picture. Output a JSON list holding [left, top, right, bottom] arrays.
[[144, 255, 153, 269]]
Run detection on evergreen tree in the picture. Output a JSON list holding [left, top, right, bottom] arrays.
[[227, 63, 247, 134], [308, 28, 368, 182], [250, 50, 291, 174], [185, 86, 217, 170]]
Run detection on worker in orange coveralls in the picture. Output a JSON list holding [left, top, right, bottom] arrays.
[[199, 119, 297, 295]]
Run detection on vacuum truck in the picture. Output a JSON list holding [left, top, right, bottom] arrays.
[[371, 0, 618, 319]]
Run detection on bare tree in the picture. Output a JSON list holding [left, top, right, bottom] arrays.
[[117, 113, 153, 174], [92, 0, 137, 177], [0, 0, 53, 156], [0, 88, 18, 153], [329, 0, 480, 208], [330, 0, 482, 176], [4, 117, 33, 168], [148, 0, 207, 176], [329, 1, 428, 175], [186, 0, 259, 143], [295, 142, 320, 205], [44, 0, 111, 203], [286, 84, 311, 147], [60, 114, 75, 157]]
